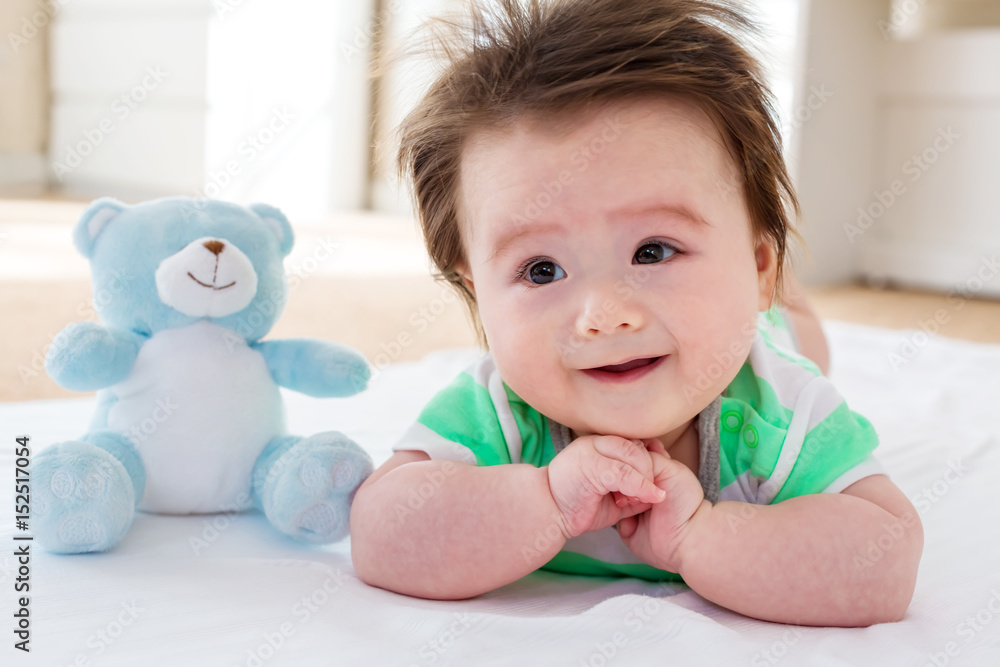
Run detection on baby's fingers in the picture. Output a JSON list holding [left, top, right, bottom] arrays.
[[617, 499, 653, 518], [613, 492, 655, 511], [617, 515, 639, 539], [600, 459, 666, 503], [592, 435, 655, 480], [642, 438, 669, 457]]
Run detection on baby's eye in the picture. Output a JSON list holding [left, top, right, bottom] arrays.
[[523, 259, 566, 285], [633, 241, 677, 265]]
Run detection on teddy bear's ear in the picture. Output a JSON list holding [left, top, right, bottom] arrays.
[[73, 197, 127, 258], [249, 203, 294, 257]]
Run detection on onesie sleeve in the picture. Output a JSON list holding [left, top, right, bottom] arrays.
[[719, 332, 884, 506], [391, 355, 533, 467], [759, 377, 883, 504]]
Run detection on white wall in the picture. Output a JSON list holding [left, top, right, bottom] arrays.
[[790, 0, 893, 285], [0, 0, 51, 190], [47, 0, 374, 220], [859, 30, 1000, 296]]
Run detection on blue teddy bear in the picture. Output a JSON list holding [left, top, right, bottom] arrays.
[[33, 196, 374, 553]]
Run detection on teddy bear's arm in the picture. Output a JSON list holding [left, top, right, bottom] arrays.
[[45, 321, 145, 392], [253, 338, 370, 398]]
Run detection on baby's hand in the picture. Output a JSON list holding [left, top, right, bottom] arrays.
[[617, 439, 709, 573], [546, 435, 667, 539]]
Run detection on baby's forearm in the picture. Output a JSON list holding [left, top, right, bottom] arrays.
[[351, 459, 566, 599], [674, 494, 922, 626]]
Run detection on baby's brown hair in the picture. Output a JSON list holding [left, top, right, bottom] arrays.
[[396, 0, 799, 343]]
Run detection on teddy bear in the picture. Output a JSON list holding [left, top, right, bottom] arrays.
[[33, 196, 374, 554]]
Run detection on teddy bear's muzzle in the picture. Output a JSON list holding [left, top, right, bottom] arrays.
[[154, 237, 259, 318]]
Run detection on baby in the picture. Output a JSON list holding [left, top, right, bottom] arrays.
[[351, 0, 923, 626]]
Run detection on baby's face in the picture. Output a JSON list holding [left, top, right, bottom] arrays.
[[458, 97, 776, 441]]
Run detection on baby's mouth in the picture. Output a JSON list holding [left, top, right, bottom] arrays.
[[592, 356, 664, 373], [582, 355, 666, 383]]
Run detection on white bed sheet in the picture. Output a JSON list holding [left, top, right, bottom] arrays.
[[1, 321, 999, 666]]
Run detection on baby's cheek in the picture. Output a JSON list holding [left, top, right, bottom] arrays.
[[675, 327, 749, 406], [489, 330, 551, 396], [700, 284, 759, 356]]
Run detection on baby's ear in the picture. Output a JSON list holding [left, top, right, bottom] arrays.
[[456, 264, 476, 297], [73, 197, 127, 258], [249, 203, 294, 257], [755, 242, 778, 311]]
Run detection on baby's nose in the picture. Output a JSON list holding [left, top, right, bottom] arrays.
[[574, 284, 645, 336]]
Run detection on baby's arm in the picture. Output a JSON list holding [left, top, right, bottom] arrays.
[[350, 436, 665, 600], [620, 446, 922, 626], [676, 475, 922, 626]]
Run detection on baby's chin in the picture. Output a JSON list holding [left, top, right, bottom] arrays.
[[563, 415, 690, 442]]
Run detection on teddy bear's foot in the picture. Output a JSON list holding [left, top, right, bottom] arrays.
[[255, 432, 374, 544], [31, 440, 137, 554]]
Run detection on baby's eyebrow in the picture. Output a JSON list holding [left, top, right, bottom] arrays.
[[609, 203, 712, 227], [488, 222, 563, 263]]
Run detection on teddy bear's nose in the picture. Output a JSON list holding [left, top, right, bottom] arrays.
[[203, 240, 225, 256]]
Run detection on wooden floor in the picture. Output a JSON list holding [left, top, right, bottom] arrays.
[[808, 285, 1000, 345], [2, 197, 999, 402]]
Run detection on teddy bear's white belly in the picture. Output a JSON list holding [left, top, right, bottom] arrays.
[[106, 321, 285, 514]]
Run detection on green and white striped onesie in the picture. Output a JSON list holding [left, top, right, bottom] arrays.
[[392, 311, 884, 582]]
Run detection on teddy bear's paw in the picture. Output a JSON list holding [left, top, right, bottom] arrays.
[[297, 502, 342, 538], [261, 432, 374, 544], [299, 455, 365, 494], [31, 441, 135, 554]]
